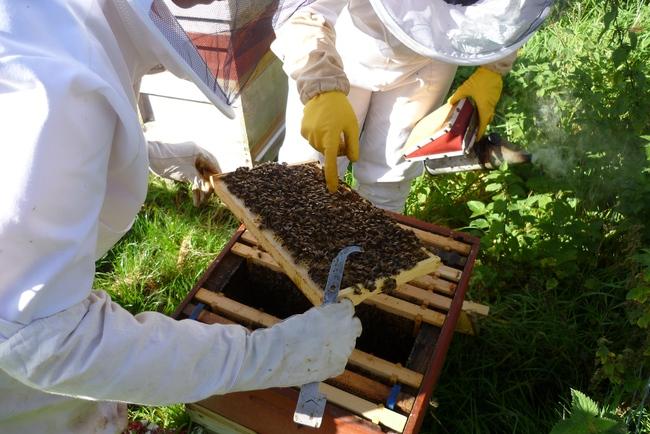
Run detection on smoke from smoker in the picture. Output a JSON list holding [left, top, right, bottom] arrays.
[[525, 97, 577, 177]]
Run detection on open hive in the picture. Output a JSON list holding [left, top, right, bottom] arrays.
[[210, 162, 441, 305], [174, 215, 487, 433]]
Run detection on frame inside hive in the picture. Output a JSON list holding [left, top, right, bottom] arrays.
[[189, 262, 418, 432], [210, 162, 441, 306]]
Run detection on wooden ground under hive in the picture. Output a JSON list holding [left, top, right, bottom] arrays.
[[173, 215, 488, 434], [210, 162, 441, 305]]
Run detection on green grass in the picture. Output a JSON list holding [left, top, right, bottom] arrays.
[[97, 1, 649, 432], [95, 178, 238, 316]]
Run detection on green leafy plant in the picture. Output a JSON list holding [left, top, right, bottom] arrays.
[[593, 248, 650, 433], [550, 389, 627, 434], [627, 250, 650, 331], [407, 1, 650, 433]]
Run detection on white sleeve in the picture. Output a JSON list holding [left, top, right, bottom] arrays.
[[0, 291, 361, 405], [0, 291, 250, 405]]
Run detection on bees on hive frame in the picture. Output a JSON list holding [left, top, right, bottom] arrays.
[[222, 162, 430, 292]]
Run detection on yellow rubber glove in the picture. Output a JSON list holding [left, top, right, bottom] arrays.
[[448, 66, 503, 139], [301, 91, 359, 193]]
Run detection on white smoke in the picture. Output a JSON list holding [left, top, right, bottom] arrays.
[[530, 147, 575, 177], [526, 96, 578, 177]]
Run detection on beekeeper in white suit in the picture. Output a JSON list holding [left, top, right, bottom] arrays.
[[273, 0, 553, 212], [0, 0, 361, 433]]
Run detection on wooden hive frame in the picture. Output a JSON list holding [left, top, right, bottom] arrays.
[[174, 213, 486, 434], [210, 167, 442, 306]]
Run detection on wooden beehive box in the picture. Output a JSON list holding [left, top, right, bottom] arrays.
[[173, 213, 486, 434]]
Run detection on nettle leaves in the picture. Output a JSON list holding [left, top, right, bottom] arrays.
[[550, 389, 626, 434]]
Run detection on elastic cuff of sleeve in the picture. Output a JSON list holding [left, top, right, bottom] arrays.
[[299, 79, 350, 104]]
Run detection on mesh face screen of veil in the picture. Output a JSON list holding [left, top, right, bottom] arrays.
[[442, 0, 481, 5], [160, 0, 317, 105]]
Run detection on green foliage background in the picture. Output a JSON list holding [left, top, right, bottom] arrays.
[[405, 0, 650, 432], [97, 1, 650, 432]]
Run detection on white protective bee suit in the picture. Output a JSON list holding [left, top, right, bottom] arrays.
[[0, 1, 361, 433], [273, 0, 553, 212]]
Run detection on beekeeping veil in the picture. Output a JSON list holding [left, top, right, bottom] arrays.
[[368, 0, 554, 65], [117, 0, 315, 119]]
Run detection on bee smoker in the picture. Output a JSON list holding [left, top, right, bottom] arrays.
[[403, 98, 532, 175]]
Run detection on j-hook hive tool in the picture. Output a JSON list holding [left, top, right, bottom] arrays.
[[293, 245, 363, 429]]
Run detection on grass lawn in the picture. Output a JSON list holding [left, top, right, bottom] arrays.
[[98, 1, 650, 433]]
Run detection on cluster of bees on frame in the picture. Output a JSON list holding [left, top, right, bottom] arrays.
[[222, 162, 430, 294]]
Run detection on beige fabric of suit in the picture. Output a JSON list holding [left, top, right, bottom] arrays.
[[272, 1, 521, 212]]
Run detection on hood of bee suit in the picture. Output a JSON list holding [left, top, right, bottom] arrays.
[[368, 0, 554, 65]]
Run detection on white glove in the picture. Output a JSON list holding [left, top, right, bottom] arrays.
[[147, 141, 220, 207], [230, 299, 362, 391]]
